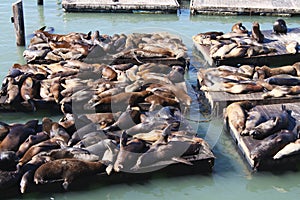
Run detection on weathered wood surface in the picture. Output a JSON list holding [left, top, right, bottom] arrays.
[[226, 102, 300, 171], [62, 0, 180, 13], [12, 0, 25, 46], [193, 27, 300, 67], [190, 0, 300, 16], [203, 91, 300, 116]]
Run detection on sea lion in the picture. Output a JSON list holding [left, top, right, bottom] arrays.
[[265, 74, 300, 86], [251, 21, 264, 43], [257, 65, 296, 77], [249, 105, 292, 139], [250, 129, 296, 169], [212, 43, 237, 59], [223, 46, 248, 59], [286, 41, 298, 54], [241, 110, 267, 136], [80, 112, 121, 128], [103, 108, 141, 132], [0, 121, 10, 141], [224, 101, 254, 134], [102, 65, 117, 81], [273, 19, 287, 34], [34, 158, 109, 190], [145, 94, 180, 111], [0, 120, 39, 152], [231, 22, 248, 34], [132, 127, 193, 172], [113, 131, 148, 172], [0, 151, 18, 171], [224, 82, 264, 94], [262, 85, 300, 98], [273, 138, 300, 160], [16, 131, 49, 158], [68, 122, 98, 147]]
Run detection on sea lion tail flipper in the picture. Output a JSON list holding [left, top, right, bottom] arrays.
[[106, 164, 113, 175], [171, 157, 193, 165]]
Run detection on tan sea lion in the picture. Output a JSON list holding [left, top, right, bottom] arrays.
[[34, 158, 109, 190], [273, 139, 300, 160], [258, 65, 296, 77], [224, 101, 254, 134], [231, 22, 248, 34], [286, 41, 298, 54], [251, 21, 264, 43]]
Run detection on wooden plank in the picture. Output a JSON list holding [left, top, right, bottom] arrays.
[[11, 0, 25, 46], [193, 27, 300, 67], [62, 0, 180, 13], [190, 0, 300, 16], [226, 102, 300, 171]]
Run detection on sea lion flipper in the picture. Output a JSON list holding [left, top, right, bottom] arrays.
[[171, 157, 193, 165]]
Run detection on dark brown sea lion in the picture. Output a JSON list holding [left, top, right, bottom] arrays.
[[231, 22, 248, 34], [145, 94, 180, 111], [249, 105, 292, 139], [0, 121, 10, 141], [224, 101, 254, 134], [113, 131, 148, 172], [241, 110, 267, 136], [103, 108, 141, 132], [251, 21, 264, 43], [265, 74, 300, 86], [0, 120, 39, 152], [250, 129, 296, 169], [0, 151, 18, 171], [34, 158, 109, 190], [273, 19, 287, 34]]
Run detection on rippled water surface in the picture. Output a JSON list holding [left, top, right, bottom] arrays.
[[1, 0, 300, 199]]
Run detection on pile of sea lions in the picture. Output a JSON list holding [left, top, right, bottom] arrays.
[[0, 106, 214, 194], [198, 62, 300, 98], [0, 60, 192, 112], [225, 101, 300, 170], [193, 19, 293, 60], [23, 27, 188, 64]]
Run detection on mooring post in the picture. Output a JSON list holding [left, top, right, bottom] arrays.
[[37, 0, 44, 5], [12, 0, 25, 46]]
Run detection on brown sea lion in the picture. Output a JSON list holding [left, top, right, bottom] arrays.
[[273, 19, 287, 34], [16, 131, 49, 158], [145, 94, 180, 111], [102, 65, 117, 81], [224, 101, 254, 134], [251, 21, 264, 43], [257, 65, 296, 77], [34, 158, 109, 190], [0, 122, 10, 141]]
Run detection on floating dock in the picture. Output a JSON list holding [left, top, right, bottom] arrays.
[[62, 0, 180, 13], [194, 27, 300, 67], [190, 0, 300, 16], [203, 91, 300, 117], [225, 102, 300, 171]]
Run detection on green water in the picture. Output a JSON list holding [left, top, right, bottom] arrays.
[[1, 0, 300, 199]]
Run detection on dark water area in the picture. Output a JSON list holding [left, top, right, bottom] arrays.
[[1, 0, 300, 199]]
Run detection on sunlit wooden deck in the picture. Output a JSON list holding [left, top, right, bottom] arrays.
[[190, 0, 300, 16], [62, 0, 180, 13]]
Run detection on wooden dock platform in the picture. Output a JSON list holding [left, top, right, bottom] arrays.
[[203, 91, 300, 117], [225, 102, 300, 171], [62, 0, 180, 13], [193, 27, 300, 67], [190, 0, 300, 16]]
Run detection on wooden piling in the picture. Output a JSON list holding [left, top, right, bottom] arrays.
[[12, 0, 25, 46], [37, 0, 43, 5]]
